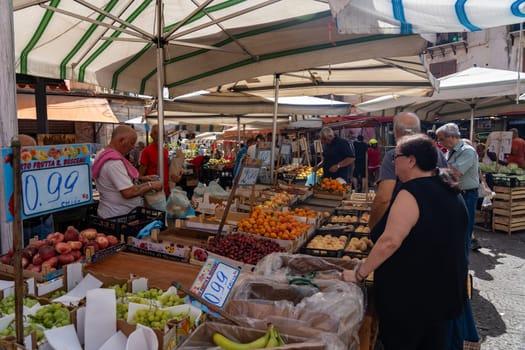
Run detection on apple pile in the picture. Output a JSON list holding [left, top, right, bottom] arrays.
[[0, 226, 120, 273]]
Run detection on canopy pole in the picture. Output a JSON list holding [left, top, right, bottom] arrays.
[[237, 116, 241, 144], [156, 0, 165, 187], [0, 0, 17, 255], [469, 104, 475, 142], [270, 74, 280, 178]]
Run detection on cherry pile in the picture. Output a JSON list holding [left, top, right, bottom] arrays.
[[207, 233, 284, 265]]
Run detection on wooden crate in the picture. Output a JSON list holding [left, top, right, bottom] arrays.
[[492, 186, 525, 235]]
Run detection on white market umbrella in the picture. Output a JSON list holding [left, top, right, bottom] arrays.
[[356, 67, 525, 140], [328, 1, 525, 34]]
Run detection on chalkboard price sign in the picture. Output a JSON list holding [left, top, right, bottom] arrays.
[[2, 143, 93, 221], [190, 257, 240, 309]]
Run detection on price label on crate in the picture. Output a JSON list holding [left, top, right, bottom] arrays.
[[2, 143, 93, 221], [190, 257, 240, 309]]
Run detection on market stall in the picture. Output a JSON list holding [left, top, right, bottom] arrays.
[[0, 150, 379, 349]]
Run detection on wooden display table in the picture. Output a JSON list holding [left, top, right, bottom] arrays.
[[492, 186, 525, 235], [84, 251, 201, 290]]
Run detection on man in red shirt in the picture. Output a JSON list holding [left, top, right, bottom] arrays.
[[367, 138, 381, 187], [506, 128, 525, 168], [139, 124, 170, 196]]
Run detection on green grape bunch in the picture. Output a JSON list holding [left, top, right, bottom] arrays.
[[116, 303, 128, 320], [135, 288, 163, 299], [156, 293, 184, 307], [0, 321, 44, 342], [131, 308, 173, 329], [0, 296, 39, 316], [50, 290, 67, 300], [108, 284, 128, 299], [29, 303, 71, 329]]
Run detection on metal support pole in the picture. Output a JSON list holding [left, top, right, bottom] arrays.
[[270, 74, 280, 178], [156, 0, 166, 188]]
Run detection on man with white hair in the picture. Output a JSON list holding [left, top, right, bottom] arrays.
[[435, 122, 480, 350], [315, 127, 355, 181]]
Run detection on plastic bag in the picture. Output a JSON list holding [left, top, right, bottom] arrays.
[[205, 180, 229, 199], [478, 181, 491, 198], [192, 182, 206, 197], [482, 196, 492, 208], [144, 190, 166, 211], [166, 188, 191, 219]]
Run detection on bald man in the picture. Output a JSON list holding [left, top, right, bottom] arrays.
[[369, 112, 448, 228], [93, 125, 162, 218]]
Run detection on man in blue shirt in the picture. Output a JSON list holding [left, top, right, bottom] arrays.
[[316, 127, 355, 181]]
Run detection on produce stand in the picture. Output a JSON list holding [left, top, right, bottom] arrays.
[[1, 134, 379, 349]]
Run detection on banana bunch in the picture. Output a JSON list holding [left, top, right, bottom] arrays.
[[213, 323, 286, 349]]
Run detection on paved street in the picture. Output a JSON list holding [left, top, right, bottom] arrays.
[[470, 228, 525, 349]]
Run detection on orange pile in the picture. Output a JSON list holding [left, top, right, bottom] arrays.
[[320, 178, 348, 192], [288, 207, 317, 218], [237, 206, 310, 240]]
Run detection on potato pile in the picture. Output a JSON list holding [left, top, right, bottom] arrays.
[[345, 236, 373, 252], [306, 234, 347, 250]]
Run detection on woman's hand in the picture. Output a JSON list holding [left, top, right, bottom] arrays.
[[141, 175, 160, 182], [341, 268, 359, 283], [170, 171, 183, 183], [149, 180, 163, 192]]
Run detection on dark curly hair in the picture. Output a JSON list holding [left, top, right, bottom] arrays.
[[397, 134, 461, 192], [397, 134, 437, 171]]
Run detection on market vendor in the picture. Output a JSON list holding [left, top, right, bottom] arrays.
[[92, 125, 162, 218], [315, 127, 355, 181], [342, 134, 468, 350]]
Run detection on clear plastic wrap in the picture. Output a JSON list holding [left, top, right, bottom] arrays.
[[224, 253, 365, 350]]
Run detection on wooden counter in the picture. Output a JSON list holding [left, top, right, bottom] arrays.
[[84, 251, 201, 290]]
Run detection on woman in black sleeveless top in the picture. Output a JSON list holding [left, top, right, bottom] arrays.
[[343, 134, 468, 350]]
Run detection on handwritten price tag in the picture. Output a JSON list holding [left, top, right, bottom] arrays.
[[256, 149, 271, 166], [22, 163, 92, 217], [2, 143, 93, 221], [238, 166, 260, 186], [190, 257, 240, 309]]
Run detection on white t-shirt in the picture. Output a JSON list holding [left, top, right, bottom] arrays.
[[95, 159, 143, 218], [246, 144, 257, 159]]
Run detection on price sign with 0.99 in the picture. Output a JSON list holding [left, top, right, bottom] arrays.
[[22, 164, 92, 217], [190, 257, 240, 309]]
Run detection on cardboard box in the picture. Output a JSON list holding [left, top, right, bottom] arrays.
[[127, 228, 213, 263], [214, 208, 250, 225], [118, 303, 202, 350], [182, 216, 236, 234], [178, 322, 324, 350]]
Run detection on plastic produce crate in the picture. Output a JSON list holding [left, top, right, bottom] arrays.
[[86, 207, 165, 239]]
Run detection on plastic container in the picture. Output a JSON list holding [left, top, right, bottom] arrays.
[[87, 207, 165, 239]]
